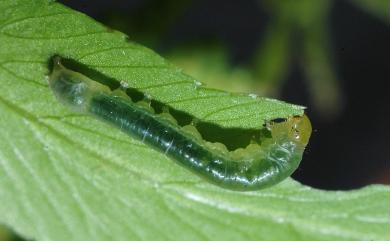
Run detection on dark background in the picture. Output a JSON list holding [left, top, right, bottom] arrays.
[[58, 0, 390, 190]]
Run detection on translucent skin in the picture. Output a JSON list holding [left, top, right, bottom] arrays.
[[49, 57, 110, 112], [49, 58, 312, 191]]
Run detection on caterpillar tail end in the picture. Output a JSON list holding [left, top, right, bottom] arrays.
[[49, 57, 94, 112]]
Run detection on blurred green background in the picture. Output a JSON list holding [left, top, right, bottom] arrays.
[[1, 1, 390, 240]]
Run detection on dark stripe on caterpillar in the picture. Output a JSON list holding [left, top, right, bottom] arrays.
[[49, 56, 312, 191]]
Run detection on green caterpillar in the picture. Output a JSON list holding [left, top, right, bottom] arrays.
[[49, 57, 312, 191]]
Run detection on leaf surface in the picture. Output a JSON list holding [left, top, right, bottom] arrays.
[[0, 1, 389, 241]]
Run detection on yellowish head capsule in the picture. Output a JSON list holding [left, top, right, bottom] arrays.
[[289, 114, 312, 146], [269, 114, 312, 146]]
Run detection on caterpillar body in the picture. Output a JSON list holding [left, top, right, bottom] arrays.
[[49, 57, 312, 191]]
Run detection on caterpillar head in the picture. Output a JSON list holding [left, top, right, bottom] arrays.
[[288, 114, 312, 146], [269, 114, 312, 146]]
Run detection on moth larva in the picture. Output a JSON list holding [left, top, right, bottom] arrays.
[[49, 57, 312, 191]]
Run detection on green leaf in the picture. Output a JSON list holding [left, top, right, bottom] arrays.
[[0, 1, 389, 241]]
